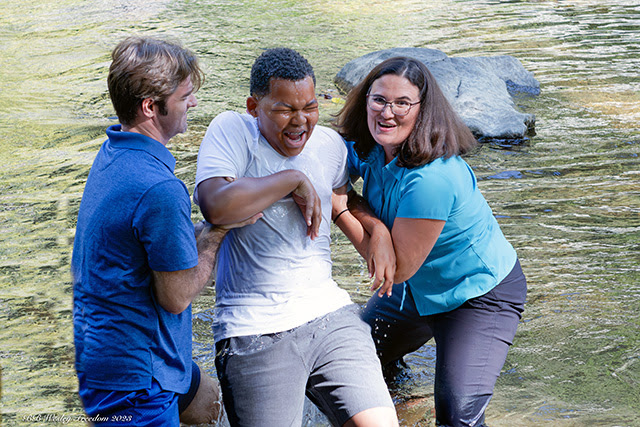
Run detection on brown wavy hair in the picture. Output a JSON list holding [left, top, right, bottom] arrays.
[[108, 37, 204, 126], [334, 56, 477, 168]]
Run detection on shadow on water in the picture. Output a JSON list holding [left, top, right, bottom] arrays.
[[1, 0, 639, 426]]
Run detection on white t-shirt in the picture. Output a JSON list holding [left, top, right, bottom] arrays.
[[195, 111, 352, 341]]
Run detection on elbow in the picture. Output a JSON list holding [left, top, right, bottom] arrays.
[[156, 288, 191, 314], [393, 272, 412, 284], [199, 201, 231, 225], [160, 299, 190, 315], [392, 264, 419, 284]]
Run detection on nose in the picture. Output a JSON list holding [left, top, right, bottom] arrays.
[[380, 103, 395, 119], [188, 94, 198, 108], [290, 109, 307, 125]]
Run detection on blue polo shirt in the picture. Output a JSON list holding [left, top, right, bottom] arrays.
[[72, 125, 198, 393], [346, 141, 516, 315]]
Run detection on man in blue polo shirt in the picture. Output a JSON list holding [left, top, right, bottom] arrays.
[[71, 36, 260, 426]]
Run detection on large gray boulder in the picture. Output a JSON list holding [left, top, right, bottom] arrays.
[[334, 48, 540, 141]]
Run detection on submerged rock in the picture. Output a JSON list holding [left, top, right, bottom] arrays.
[[334, 48, 540, 141]]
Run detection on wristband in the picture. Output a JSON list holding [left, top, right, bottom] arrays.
[[332, 208, 349, 224]]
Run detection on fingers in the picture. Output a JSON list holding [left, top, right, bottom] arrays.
[[368, 258, 395, 297], [194, 219, 209, 238], [293, 179, 321, 240], [370, 275, 393, 297], [308, 197, 321, 239], [242, 212, 264, 227], [378, 276, 394, 297]]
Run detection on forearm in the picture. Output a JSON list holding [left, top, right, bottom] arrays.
[[347, 191, 389, 238], [199, 170, 305, 225], [153, 227, 228, 314], [334, 210, 370, 259], [334, 188, 396, 294], [192, 226, 228, 288], [391, 218, 445, 284]]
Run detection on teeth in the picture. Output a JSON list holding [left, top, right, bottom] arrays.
[[285, 131, 304, 141]]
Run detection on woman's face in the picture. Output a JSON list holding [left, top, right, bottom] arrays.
[[366, 74, 421, 163]]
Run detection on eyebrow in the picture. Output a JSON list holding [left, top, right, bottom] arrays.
[[273, 99, 318, 109], [370, 94, 413, 101]]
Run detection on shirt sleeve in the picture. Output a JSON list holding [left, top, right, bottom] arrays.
[[327, 130, 349, 190], [194, 111, 252, 204], [133, 179, 198, 272], [344, 139, 362, 178], [396, 168, 455, 221]]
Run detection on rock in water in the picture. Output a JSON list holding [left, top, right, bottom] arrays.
[[334, 48, 540, 141]]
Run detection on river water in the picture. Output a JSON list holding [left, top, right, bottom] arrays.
[[0, 0, 638, 426]]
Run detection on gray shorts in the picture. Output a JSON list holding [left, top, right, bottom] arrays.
[[215, 304, 393, 427]]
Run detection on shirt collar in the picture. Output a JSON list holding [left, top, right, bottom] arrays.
[[366, 144, 406, 181], [105, 124, 176, 172]]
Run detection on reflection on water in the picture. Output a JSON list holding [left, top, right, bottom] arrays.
[[1, 0, 639, 426]]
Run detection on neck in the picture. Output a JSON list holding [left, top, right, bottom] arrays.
[[383, 147, 395, 165], [122, 119, 168, 146]]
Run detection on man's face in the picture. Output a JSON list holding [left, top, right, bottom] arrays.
[[155, 76, 197, 142], [247, 76, 319, 157]]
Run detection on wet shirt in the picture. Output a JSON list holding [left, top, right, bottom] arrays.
[[346, 141, 517, 315], [71, 125, 198, 393], [195, 112, 351, 341]]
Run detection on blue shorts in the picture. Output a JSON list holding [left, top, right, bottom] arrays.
[[215, 304, 394, 426], [77, 361, 201, 426]]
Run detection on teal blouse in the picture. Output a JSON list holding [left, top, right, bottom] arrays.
[[346, 141, 517, 315]]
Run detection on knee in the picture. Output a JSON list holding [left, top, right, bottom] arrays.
[[435, 391, 491, 427], [343, 406, 399, 427], [179, 366, 223, 425]]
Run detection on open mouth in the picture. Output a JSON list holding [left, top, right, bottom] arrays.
[[378, 122, 396, 130], [284, 130, 306, 144]]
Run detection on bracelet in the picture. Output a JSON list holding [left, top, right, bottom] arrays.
[[332, 208, 349, 224]]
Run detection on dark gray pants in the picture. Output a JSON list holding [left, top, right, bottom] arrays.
[[363, 259, 527, 427]]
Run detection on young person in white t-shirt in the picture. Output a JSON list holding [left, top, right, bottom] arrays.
[[194, 48, 398, 427]]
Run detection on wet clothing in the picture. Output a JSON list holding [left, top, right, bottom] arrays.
[[216, 304, 393, 427], [77, 360, 201, 426], [72, 126, 198, 416], [195, 112, 392, 425], [346, 142, 517, 315], [346, 141, 527, 427], [363, 260, 526, 427], [195, 112, 352, 341]]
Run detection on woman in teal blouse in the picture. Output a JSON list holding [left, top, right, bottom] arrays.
[[334, 56, 527, 427]]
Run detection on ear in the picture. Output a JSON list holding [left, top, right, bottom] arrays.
[[140, 98, 156, 119], [246, 96, 259, 118]]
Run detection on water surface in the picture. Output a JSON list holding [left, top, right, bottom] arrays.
[[0, 0, 638, 425]]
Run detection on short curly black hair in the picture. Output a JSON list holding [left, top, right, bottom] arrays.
[[250, 47, 316, 97]]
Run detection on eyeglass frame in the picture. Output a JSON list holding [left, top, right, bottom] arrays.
[[365, 94, 421, 116]]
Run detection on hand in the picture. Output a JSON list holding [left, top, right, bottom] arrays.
[[367, 223, 396, 297], [194, 212, 263, 239], [292, 175, 321, 240]]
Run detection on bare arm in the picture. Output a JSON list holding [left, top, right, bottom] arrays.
[[197, 170, 321, 239], [152, 215, 262, 314], [391, 217, 445, 283], [332, 185, 396, 296], [331, 186, 369, 259]]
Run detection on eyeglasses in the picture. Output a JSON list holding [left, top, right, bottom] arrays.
[[366, 95, 420, 116]]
